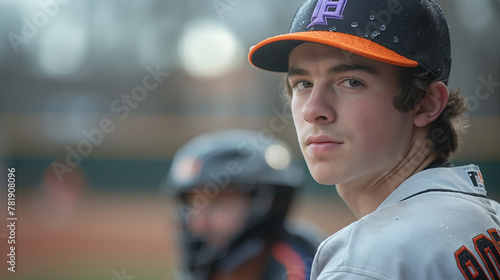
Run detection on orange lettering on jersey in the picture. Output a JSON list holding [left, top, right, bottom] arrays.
[[455, 246, 488, 280], [488, 229, 500, 249], [455, 228, 500, 280], [473, 233, 500, 279]]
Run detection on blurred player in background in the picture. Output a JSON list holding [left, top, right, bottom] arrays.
[[248, 0, 500, 279], [162, 129, 323, 280], [33, 159, 87, 229]]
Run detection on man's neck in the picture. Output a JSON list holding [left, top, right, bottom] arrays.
[[337, 135, 439, 219]]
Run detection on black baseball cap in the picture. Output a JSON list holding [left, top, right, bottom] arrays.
[[249, 0, 451, 83]]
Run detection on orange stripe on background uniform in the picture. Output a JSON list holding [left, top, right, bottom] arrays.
[[271, 241, 306, 280]]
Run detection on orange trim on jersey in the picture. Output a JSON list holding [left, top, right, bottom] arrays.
[[249, 31, 418, 69], [455, 246, 483, 279], [271, 241, 306, 280], [473, 233, 500, 279], [488, 229, 500, 249]]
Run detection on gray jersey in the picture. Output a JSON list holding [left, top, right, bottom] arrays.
[[311, 165, 500, 280]]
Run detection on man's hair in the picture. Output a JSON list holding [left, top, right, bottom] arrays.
[[395, 68, 468, 159], [284, 68, 468, 159]]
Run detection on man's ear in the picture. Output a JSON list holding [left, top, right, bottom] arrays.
[[413, 81, 449, 128]]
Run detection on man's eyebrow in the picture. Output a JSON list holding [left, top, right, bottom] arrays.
[[287, 64, 379, 78], [287, 67, 309, 78]]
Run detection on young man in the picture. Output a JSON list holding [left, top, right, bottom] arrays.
[[162, 129, 322, 280], [248, 0, 500, 279]]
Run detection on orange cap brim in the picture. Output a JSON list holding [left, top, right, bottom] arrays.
[[249, 31, 418, 72]]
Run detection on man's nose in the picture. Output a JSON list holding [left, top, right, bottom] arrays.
[[302, 85, 336, 124]]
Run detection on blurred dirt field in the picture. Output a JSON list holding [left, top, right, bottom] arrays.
[[0, 190, 355, 280]]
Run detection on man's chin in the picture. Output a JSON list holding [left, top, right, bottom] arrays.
[[310, 171, 339, 186]]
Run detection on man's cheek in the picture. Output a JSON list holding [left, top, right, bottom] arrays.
[[354, 116, 387, 152]]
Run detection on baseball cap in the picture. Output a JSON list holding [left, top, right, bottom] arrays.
[[249, 0, 451, 83]]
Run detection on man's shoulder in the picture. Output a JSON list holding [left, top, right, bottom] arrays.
[[313, 206, 466, 279], [312, 164, 500, 279]]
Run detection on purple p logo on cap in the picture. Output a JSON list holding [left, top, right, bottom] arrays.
[[307, 0, 349, 28]]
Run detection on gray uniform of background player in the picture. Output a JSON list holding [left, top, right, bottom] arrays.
[[312, 165, 500, 280]]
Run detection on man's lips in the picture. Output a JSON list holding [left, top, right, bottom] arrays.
[[305, 135, 343, 154]]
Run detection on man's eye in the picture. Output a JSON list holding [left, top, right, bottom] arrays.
[[294, 80, 313, 90], [342, 79, 363, 88]]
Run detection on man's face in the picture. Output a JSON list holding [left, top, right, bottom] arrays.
[[288, 43, 415, 187], [185, 190, 252, 249]]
